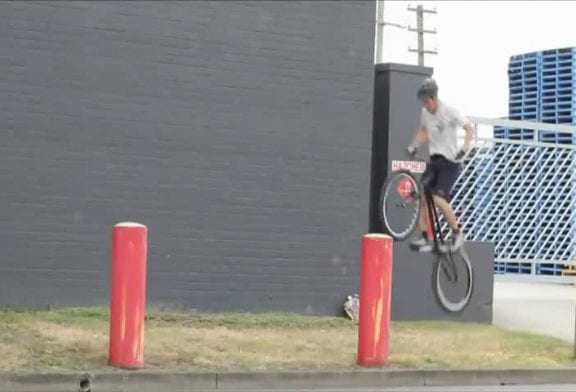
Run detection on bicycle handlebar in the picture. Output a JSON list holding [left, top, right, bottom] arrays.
[[406, 145, 466, 163]]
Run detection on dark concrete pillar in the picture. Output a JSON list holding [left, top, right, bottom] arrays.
[[369, 63, 433, 233], [368, 63, 494, 323]]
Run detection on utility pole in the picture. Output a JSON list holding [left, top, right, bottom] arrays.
[[375, 0, 385, 63], [407, 4, 437, 66]]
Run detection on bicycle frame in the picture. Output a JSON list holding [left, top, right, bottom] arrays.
[[381, 167, 473, 311], [424, 189, 445, 250], [424, 189, 458, 282]]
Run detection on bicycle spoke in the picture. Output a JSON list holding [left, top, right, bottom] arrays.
[[434, 248, 473, 312], [380, 171, 421, 240], [439, 254, 457, 282]]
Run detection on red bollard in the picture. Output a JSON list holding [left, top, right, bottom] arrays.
[[357, 233, 393, 367], [108, 222, 148, 369]]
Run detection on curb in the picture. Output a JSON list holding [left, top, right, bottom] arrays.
[[1, 368, 576, 391]]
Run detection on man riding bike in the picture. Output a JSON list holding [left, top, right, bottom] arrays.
[[407, 77, 474, 252]]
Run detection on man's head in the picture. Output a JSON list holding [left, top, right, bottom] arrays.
[[417, 77, 439, 114]]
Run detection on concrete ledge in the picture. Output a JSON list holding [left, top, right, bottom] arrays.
[[497, 368, 576, 385], [1, 368, 576, 391], [216, 369, 425, 390], [0, 371, 217, 392], [422, 369, 502, 386]]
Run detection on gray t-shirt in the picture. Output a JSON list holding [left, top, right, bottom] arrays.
[[420, 100, 469, 162]]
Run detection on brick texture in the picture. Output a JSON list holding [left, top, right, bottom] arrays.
[[0, 1, 375, 314]]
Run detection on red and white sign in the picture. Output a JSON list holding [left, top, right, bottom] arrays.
[[396, 179, 414, 201], [391, 160, 427, 174]]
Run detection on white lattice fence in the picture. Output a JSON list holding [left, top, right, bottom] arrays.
[[448, 117, 576, 275]]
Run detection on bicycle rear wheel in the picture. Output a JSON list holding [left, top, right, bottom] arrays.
[[379, 170, 421, 240], [433, 247, 473, 312]]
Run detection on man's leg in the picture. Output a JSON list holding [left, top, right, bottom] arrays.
[[410, 195, 432, 251], [410, 168, 434, 251], [418, 192, 429, 233], [431, 157, 464, 251], [432, 194, 460, 231], [432, 194, 464, 251], [418, 161, 437, 236]]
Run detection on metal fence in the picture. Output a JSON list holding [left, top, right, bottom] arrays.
[[448, 117, 576, 275]]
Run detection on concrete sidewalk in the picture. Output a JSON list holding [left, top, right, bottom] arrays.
[[4, 368, 576, 392], [493, 279, 576, 343]]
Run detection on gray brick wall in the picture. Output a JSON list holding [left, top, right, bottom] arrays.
[[0, 1, 375, 314]]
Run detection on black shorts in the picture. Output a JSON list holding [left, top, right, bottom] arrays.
[[421, 154, 461, 202]]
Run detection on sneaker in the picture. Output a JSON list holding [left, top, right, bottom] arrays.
[[410, 236, 432, 252], [449, 230, 464, 252]]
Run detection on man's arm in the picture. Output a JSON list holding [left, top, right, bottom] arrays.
[[462, 123, 474, 151], [409, 126, 428, 150]]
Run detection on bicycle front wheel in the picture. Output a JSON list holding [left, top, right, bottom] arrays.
[[433, 247, 474, 313], [379, 170, 421, 240]]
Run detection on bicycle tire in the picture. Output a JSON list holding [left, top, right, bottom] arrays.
[[433, 246, 474, 313], [379, 170, 421, 240]]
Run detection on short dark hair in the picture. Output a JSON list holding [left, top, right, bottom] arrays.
[[417, 77, 438, 100]]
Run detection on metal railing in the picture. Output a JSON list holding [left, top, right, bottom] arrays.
[[447, 117, 576, 269]]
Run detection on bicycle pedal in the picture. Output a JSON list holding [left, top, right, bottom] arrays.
[[437, 244, 449, 254], [412, 244, 432, 253]]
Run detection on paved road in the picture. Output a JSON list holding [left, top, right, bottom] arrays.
[[12, 388, 576, 392], [211, 387, 576, 392], [493, 279, 576, 343], [163, 386, 576, 391], [379, 385, 576, 391], [63, 387, 576, 392]]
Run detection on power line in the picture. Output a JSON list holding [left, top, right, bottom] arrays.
[[382, 21, 408, 30]]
